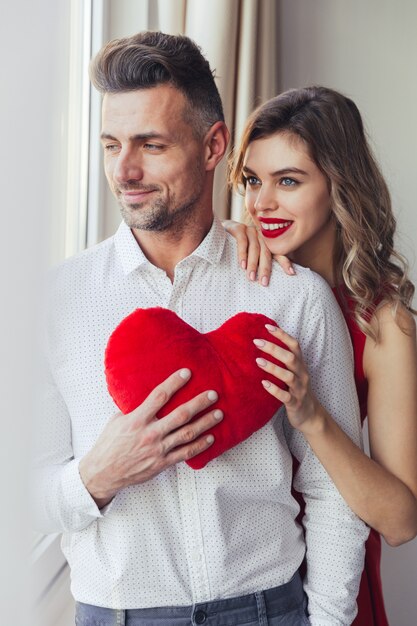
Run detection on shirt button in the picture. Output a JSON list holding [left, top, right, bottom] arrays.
[[194, 609, 207, 624]]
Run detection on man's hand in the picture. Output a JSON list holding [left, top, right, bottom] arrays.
[[79, 368, 222, 507]]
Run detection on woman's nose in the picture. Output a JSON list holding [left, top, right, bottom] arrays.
[[253, 185, 278, 213]]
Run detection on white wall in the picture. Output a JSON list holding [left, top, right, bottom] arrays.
[[279, 0, 417, 295], [279, 1, 417, 624], [0, 0, 72, 624]]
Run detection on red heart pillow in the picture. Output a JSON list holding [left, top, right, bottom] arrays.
[[105, 308, 288, 469]]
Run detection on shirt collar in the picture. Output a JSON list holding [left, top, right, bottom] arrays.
[[114, 216, 227, 276], [189, 215, 226, 266], [114, 221, 148, 275]]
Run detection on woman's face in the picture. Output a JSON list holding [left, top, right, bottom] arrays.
[[243, 132, 335, 273]]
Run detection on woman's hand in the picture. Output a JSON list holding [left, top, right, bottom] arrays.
[[222, 220, 272, 285], [274, 255, 296, 277], [222, 220, 296, 284], [254, 324, 325, 434]]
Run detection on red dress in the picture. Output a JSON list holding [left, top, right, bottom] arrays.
[[334, 290, 389, 626]]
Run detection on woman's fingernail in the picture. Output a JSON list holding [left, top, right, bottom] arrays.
[[214, 409, 223, 421], [253, 338, 265, 347], [206, 435, 215, 444], [179, 368, 191, 379], [241, 259, 247, 270], [256, 358, 267, 367], [262, 380, 271, 389], [261, 275, 269, 286], [249, 271, 256, 281], [208, 390, 218, 401], [289, 267, 296, 275], [265, 324, 278, 332]]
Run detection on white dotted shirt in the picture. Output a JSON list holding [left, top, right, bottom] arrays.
[[36, 217, 368, 625]]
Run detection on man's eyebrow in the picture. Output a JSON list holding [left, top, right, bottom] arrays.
[[100, 132, 168, 142], [242, 165, 309, 176]]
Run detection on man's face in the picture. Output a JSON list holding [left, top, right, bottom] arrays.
[[101, 85, 208, 233]]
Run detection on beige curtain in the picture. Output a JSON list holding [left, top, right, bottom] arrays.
[[155, 0, 279, 220], [101, 0, 279, 234]]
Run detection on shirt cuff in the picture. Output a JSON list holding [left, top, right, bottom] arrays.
[[58, 459, 114, 530]]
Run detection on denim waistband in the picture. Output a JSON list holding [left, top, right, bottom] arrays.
[[75, 571, 308, 626]]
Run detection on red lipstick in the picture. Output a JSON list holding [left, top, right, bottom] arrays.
[[259, 218, 293, 238]]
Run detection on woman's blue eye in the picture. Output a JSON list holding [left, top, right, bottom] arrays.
[[246, 176, 260, 186], [281, 177, 297, 186]]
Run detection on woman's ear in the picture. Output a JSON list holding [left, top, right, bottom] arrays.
[[204, 121, 230, 171]]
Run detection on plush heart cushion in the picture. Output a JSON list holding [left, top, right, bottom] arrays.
[[105, 308, 288, 469]]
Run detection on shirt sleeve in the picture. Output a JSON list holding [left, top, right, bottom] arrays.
[[284, 276, 369, 625], [32, 352, 111, 534]]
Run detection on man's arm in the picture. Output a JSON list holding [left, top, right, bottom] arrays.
[[285, 276, 369, 625], [33, 361, 222, 533]]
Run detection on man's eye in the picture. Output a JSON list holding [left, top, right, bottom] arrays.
[[144, 143, 163, 151], [104, 144, 119, 152]]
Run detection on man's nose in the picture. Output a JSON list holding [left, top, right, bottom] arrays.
[[114, 149, 144, 183]]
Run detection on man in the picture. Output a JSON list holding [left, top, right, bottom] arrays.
[[37, 31, 368, 625]]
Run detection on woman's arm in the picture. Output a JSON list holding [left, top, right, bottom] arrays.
[[362, 304, 417, 544], [255, 309, 417, 546]]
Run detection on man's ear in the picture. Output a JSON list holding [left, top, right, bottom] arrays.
[[204, 121, 230, 171]]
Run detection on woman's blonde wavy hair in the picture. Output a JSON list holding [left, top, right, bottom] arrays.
[[229, 86, 415, 340]]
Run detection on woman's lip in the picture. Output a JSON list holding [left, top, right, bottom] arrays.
[[259, 218, 291, 224], [259, 220, 293, 238]]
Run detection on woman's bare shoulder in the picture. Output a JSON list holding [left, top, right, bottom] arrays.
[[372, 301, 416, 338]]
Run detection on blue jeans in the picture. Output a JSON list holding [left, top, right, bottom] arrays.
[[75, 571, 310, 625]]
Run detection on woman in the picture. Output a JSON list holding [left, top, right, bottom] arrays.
[[227, 86, 417, 625]]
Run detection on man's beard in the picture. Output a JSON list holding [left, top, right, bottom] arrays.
[[119, 192, 202, 235], [117, 159, 206, 235]]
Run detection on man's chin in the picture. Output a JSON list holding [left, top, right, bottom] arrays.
[[119, 203, 148, 226], [120, 207, 171, 232], [120, 200, 146, 212]]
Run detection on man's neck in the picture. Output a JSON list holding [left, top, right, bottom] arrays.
[[131, 216, 214, 281]]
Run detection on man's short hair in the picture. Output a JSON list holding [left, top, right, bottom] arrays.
[[90, 30, 224, 137]]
